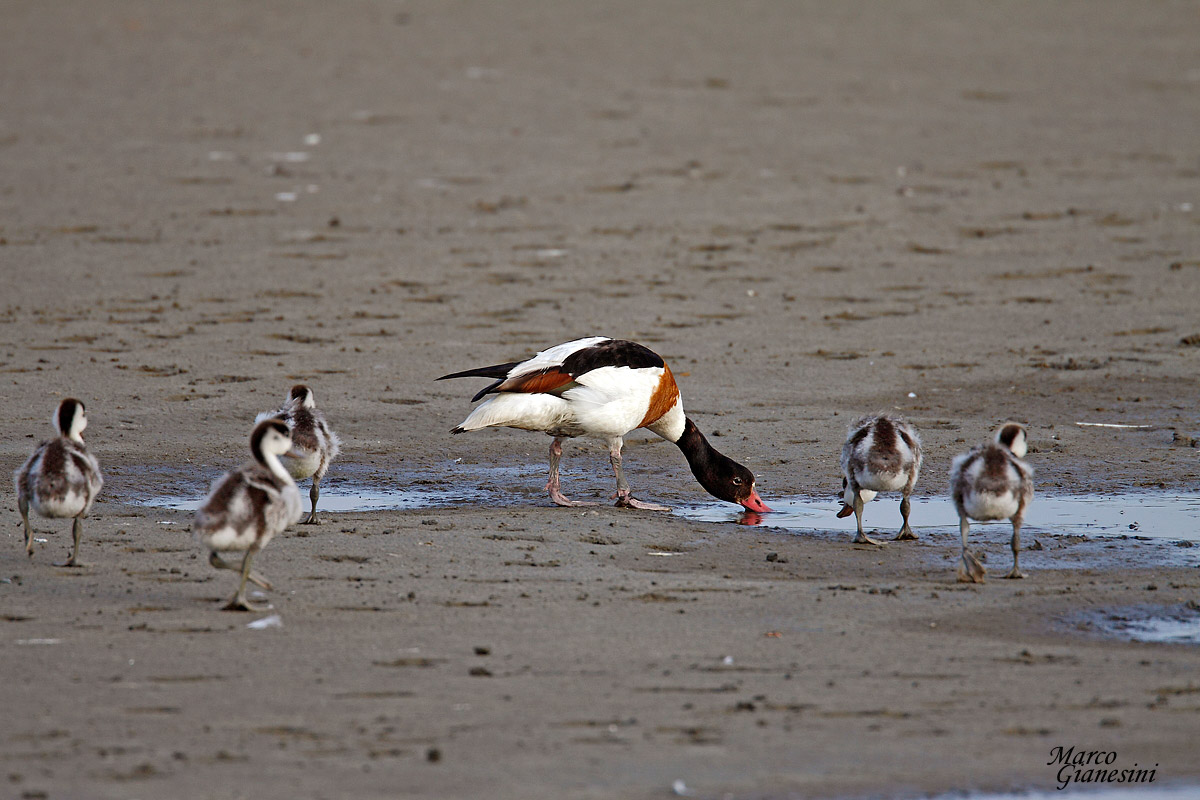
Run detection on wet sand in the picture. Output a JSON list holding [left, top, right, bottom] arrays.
[[2, 2, 1199, 798]]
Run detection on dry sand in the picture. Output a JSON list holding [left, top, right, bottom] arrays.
[[2, 2, 1199, 798]]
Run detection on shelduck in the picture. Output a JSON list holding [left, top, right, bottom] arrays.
[[256, 384, 340, 524], [14, 398, 104, 567], [837, 414, 922, 545], [439, 337, 771, 512], [950, 422, 1034, 582], [194, 418, 303, 611]]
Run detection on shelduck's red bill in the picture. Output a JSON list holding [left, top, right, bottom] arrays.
[[741, 491, 773, 513]]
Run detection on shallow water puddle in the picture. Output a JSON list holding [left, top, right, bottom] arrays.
[[120, 462, 1200, 546], [123, 462, 512, 512], [1073, 604, 1200, 645], [138, 483, 494, 513], [675, 492, 1200, 543], [1119, 617, 1200, 644]]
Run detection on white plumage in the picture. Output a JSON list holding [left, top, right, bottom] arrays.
[[456, 363, 670, 440]]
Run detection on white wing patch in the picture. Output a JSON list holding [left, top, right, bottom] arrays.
[[508, 336, 610, 378]]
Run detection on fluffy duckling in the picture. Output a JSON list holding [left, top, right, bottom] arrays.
[[950, 422, 1034, 582], [439, 337, 771, 512], [195, 418, 303, 611], [14, 398, 104, 567], [837, 414, 922, 545], [256, 384, 340, 524]]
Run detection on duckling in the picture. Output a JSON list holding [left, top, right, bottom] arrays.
[[950, 422, 1034, 582], [837, 414, 922, 545], [14, 398, 104, 567], [195, 418, 303, 611], [256, 384, 340, 524]]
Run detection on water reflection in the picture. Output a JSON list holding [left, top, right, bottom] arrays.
[[677, 492, 1200, 543]]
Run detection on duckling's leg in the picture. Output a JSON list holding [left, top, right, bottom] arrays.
[[18, 495, 33, 558], [54, 517, 89, 568], [1004, 516, 1026, 579], [301, 477, 322, 525], [894, 493, 917, 540], [957, 516, 986, 583], [223, 550, 267, 612], [851, 490, 885, 546], [546, 437, 595, 507], [610, 440, 670, 511], [208, 551, 274, 591]]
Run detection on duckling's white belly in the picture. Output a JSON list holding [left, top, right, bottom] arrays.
[[843, 486, 878, 505], [201, 524, 265, 553], [31, 489, 90, 519], [283, 451, 322, 481], [850, 467, 909, 494], [962, 490, 1019, 521]]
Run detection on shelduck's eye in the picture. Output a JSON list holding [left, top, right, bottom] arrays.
[[732, 477, 743, 486]]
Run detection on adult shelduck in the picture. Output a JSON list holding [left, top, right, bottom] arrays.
[[194, 418, 303, 611], [14, 398, 104, 567], [950, 422, 1034, 582], [837, 414, 922, 545], [438, 337, 771, 512], [256, 384, 341, 524]]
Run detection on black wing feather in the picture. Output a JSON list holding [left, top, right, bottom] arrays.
[[437, 361, 521, 382], [437, 361, 522, 402], [560, 340, 664, 374]]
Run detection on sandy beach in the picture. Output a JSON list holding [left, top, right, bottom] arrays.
[[2, 2, 1199, 798]]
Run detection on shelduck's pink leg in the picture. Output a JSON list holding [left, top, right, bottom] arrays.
[[546, 437, 596, 507], [609, 439, 670, 511]]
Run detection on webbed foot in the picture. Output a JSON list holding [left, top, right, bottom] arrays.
[[549, 488, 598, 507], [222, 596, 267, 612], [615, 495, 671, 512], [957, 550, 987, 583]]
